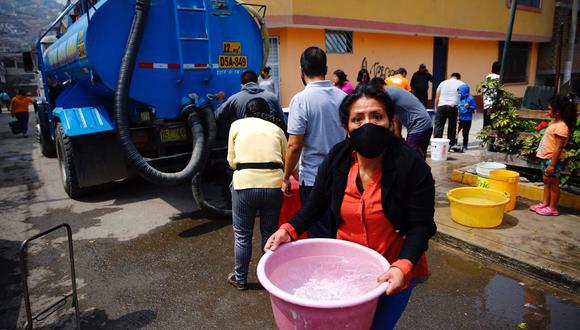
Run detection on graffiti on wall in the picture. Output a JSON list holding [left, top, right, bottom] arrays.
[[360, 57, 395, 79]]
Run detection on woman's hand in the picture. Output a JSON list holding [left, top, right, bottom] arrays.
[[545, 164, 555, 176], [377, 267, 405, 296], [264, 229, 291, 252]]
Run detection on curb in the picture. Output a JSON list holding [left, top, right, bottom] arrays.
[[434, 232, 580, 295], [451, 167, 580, 211]]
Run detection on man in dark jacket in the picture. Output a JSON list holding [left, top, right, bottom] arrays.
[[215, 70, 286, 131], [410, 64, 433, 107]]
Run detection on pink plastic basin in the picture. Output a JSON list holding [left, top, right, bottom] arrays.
[[257, 239, 389, 329]]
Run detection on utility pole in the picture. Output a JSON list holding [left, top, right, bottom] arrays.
[[555, 23, 564, 94], [562, 0, 578, 87], [500, 0, 518, 84]]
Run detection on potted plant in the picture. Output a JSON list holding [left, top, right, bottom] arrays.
[[477, 78, 533, 154]]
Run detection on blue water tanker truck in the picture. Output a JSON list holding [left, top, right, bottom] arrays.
[[35, 0, 268, 214]]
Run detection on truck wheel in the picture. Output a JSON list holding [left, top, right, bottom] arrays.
[[55, 123, 85, 198], [35, 103, 56, 158]]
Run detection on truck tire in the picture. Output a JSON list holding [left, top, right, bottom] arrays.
[[55, 123, 85, 198], [35, 105, 56, 158]]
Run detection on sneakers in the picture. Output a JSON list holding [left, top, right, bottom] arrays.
[[536, 206, 559, 216], [450, 146, 461, 152], [227, 272, 248, 291]]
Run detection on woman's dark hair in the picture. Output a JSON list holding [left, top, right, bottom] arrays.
[[245, 97, 285, 130], [549, 94, 577, 133], [18, 90, 26, 96], [339, 84, 396, 128], [333, 69, 348, 86], [450, 72, 461, 80], [300, 47, 327, 78], [357, 69, 370, 84]]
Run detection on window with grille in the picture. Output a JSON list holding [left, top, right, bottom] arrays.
[[325, 30, 353, 54], [264, 36, 280, 100], [510, 0, 542, 9], [499, 41, 531, 83]]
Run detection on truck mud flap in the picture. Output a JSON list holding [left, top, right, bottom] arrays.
[[71, 132, 128, 188]]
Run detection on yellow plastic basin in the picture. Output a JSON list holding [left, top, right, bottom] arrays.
[[447, 187, 510, 228]]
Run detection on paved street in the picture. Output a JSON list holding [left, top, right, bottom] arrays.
[[1, 111, 579, 329]]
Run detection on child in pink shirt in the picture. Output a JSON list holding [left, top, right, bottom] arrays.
[[531, 95, 576, 216]]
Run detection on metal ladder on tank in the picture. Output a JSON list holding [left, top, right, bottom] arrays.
[[172, 0, 213, 83]]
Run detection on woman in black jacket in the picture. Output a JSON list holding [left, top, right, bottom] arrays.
[[265, 84, 436, 329]]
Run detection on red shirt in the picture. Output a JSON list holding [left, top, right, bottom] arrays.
[[281, 154, 430, 286], [338, 154, 429, 286]]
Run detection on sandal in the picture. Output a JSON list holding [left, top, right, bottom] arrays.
[[529, 203, 547, 212], [536, 207, 559, 216]]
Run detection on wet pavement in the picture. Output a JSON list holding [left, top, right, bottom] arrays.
[[426, 116, 580, 293], [1, 111, 579, 329]]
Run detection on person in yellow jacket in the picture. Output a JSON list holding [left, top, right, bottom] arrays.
[[226, 97, 287, 291], [10, 90, 33, 137]]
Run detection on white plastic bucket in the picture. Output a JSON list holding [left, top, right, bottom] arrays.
[[476, 162, 507, 178], [476, 162, 506, 188], [430, 138, 450, 161]]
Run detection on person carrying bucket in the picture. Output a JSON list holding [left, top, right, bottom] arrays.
[[530, 95, 576, 216], [265, 84, 437, 329]]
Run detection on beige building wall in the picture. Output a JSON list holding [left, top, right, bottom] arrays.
[[271, 27, 540, 106], [447, 39, 499, 94], [257, 0, 555, 42]]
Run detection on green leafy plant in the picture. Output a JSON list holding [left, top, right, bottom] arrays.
[[519, 121, 548, 159], [560, 119, 580, 186], [476, 78, 529, 154]]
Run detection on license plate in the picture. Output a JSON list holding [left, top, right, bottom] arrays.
[[218, 55, 247, 68], [160, 127, 187, 142]]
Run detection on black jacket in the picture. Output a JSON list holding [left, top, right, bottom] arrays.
[[288, 138, 436, 266], [410, 71, 433, 94]]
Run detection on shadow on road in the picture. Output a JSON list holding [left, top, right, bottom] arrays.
[[46, 309, 156, 329], [178, 219, 231, 238], [0, 239, 23, 330]]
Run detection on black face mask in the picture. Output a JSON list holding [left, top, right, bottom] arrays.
[[349, 124, 391, 158]]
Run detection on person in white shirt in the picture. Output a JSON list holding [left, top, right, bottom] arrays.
[[258, 66, 277, 98], [483, 61, 501, 127], [433, 73, 465, 148]]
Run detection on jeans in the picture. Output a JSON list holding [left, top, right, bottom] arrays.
[[406, 127, 433, 159], [232, 188, 283, 283], [299, 185, 333, 238], [15, 112, 29, 135], [371, 281, 415, 330], [433, 105, 458, 146], [457, 120, 472, 148]]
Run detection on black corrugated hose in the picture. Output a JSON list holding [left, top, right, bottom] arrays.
[[114, 0, 207, 186]]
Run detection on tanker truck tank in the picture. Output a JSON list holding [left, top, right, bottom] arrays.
[[36, 0, 268, 215]]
